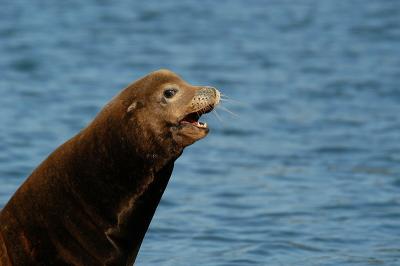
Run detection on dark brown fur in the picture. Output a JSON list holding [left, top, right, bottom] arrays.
[[0, 70, 219, 265]]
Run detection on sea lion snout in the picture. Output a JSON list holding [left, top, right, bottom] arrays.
[[203, 86, 221, 105], [171, 85, 220, 146], [190, 86, 221, 112]]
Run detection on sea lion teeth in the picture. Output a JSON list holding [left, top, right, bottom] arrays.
[[196, 122, 207, 128]]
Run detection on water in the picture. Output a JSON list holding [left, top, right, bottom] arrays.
[[1, 0, 400, 265]]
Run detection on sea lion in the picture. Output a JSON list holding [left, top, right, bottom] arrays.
[[0, 69, 220, 265]]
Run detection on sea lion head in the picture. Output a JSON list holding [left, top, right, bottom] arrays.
[[104, 69, 220, 160]]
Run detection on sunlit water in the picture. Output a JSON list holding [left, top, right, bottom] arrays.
[[1, 1, 400, 265]]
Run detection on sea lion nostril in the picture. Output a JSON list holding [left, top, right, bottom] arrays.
[[205, 87, 219, 101], [203, 87, 220, 105]]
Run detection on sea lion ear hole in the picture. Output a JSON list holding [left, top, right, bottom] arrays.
[[127, 101, 144, 113], [163, 88, 178, 99]]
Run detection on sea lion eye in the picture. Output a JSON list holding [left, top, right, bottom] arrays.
[[163, 88, 177, 98]]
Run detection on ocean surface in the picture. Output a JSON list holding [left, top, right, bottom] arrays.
[[1, 0, 400, 265]]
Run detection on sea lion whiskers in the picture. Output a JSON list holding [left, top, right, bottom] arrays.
[[218, 105, 239, 118], [203, 102, 224, 125], [212, 106, 224, 124], [219, 93, 248, 107]]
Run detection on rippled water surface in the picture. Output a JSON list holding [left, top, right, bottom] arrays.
[[1, 1, 400, 265]]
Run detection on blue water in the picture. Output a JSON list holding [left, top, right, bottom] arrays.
[[1, 0, 400, 265]]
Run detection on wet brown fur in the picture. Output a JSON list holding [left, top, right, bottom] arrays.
[[0, 69, 218, 265]]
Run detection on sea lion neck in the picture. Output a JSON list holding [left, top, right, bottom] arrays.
[[54, 117, 177, 264], [67, 108, 176, 202]]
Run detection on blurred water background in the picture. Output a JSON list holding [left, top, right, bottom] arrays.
[[1, 0, 400, 265]]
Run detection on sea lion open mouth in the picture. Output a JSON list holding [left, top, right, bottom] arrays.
[[178, 86, 220, 130], [179, 105, 214, 129]]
